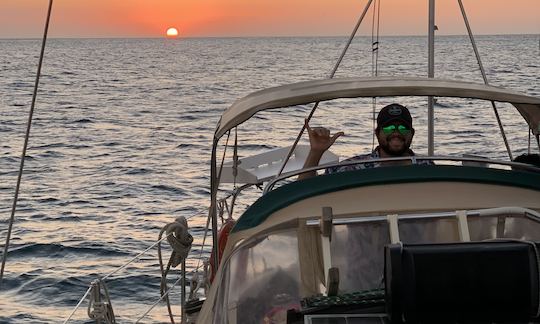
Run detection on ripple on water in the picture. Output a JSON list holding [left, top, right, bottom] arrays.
[[0, 35, 538, 323], [8, 243, 130, 258], [72, 118, 93, 123]]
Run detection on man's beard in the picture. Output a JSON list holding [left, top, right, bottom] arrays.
[[380, 135, 411, 156]]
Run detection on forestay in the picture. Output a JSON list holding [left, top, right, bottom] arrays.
[[215, 77, 540, 139]]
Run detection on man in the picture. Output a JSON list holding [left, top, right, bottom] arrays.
[[298, 103, 429, 180]]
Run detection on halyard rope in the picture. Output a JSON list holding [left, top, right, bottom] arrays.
[[134, 263, 208, 323], [0, 0, 55, 290], [371, 0, 381, 150]]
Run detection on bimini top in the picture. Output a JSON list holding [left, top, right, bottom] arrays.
[[215, 77, 540, 139]]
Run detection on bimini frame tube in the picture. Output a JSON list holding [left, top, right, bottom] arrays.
[[209, 135, 220, 272]]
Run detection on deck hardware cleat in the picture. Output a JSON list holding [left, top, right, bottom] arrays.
[[87, 279, 116, 324]]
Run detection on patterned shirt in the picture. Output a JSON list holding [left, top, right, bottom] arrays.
[[325, 147, 432, 174]]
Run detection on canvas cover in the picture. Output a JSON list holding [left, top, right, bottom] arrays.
[[215, 77, 540, 139]]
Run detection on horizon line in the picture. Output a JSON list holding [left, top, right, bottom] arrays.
[[0, 33, 538, 40]]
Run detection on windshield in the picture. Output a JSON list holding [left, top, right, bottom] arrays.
[[213, 209, 540, 323]]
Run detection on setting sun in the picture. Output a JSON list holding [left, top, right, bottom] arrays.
[[166, 27, 179, 38]]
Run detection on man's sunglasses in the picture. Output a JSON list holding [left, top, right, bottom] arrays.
[[381, 124, 411, 135]]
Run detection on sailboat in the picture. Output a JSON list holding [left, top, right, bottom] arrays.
[[187, 1, 540, 324], [43, 1, 540, 323], [192, 77, 540, 323]]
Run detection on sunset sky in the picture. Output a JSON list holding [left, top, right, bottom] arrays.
[[0, 0, 538, 38]]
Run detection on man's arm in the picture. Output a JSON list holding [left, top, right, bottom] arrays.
[[298, 120, 343, 180]]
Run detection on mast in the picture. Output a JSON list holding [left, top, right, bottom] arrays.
[[427, 0, 435, 156]]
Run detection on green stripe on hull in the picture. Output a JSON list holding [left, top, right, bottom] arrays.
[[232, 165, 540, 232]]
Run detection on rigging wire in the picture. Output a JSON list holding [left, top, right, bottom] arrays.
[[529, 128, 532, 154], [200, 130, 231, 272], [216, 130, 231, 185], [63, 206, 214, 322], [233, 127, 238, 189], [457, 0, 513, 160], [62, 286, 94, 324], [371, 0, 381, 150], [196, 209, 213, 272], [273, 0, 374, 180], [0, 0, 54, 289], [66, 256, 209, 324], [102, 233, 172, 281], [136, 249, 215, 323], [134, 275, 184, 323], [209, 128, 233, 273]]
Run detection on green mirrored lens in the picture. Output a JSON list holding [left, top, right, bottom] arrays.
[[397, 125, 411, 134], [382, 124, 410, 135], [382, 125, 396, 134]]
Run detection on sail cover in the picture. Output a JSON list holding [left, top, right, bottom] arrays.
[[215, 77, 540, 139]]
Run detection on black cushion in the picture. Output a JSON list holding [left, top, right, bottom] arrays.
[[385, 241, 540, 323]]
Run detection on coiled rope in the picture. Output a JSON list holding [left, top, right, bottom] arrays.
[[0, 0, 55, 290], [158, 216, 193, 324]]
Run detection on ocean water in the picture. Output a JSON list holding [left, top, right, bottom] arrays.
[[0, 35, 539, 323]]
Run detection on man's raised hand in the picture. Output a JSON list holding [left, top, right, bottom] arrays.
[[305, 119, 344, 154]]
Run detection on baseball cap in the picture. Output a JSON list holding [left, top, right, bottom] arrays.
[[377, 103, 412, 128]]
